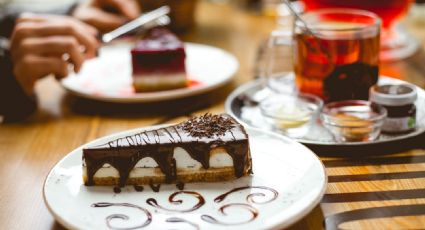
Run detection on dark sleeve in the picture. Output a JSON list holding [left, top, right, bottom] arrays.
[[0, 11, 19, 38], [0, 50, 37, 123]]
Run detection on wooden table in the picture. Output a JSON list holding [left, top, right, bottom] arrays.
[[1, 1, 424, 229]]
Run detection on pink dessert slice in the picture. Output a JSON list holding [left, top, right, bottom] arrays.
[[131, 29, 187, 92]]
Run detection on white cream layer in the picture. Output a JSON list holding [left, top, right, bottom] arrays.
[[84, 147, 233, 178], [133, 73, 186, 87]]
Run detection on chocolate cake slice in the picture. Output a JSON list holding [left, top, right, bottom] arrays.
[[83, 114, 252, 187], [131, 28, 187, 92]]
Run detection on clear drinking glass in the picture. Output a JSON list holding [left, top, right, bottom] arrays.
[[293, 8, 381, 102], [261, 30, 296, 94]]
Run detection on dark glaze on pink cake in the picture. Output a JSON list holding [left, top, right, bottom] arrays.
[[131, 29, 186, 75]]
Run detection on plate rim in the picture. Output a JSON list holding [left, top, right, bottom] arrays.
[[225, 76, 425, 147], [43, 125, 327, 230], [61, 42, 239, 103]]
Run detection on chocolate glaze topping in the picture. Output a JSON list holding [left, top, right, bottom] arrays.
[[83, 114, 252, 187], [134, 185, 144, 192], [113, 187, 121, 194], [176, 182, 185, 190]]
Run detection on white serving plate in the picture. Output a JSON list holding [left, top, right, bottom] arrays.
[[44, 126, 326, 229]]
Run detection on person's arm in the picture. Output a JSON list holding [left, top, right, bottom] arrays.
[[0, 0, 138, 122], [0, 15, 98, 123], [0, 4, 79, 123], [0, 10, 34, 122], [0, 10, 37, 122]]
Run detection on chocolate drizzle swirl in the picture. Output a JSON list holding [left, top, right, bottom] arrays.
[[201, 203, 259, 225], [215, 186, 278, 204], [146, 191, 205, 213], [83, 114, 252, 187], [92, 185, 279, 228], [166, 217, 199, 229], [91, 202, 152, 229]]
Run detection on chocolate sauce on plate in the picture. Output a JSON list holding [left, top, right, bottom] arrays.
[[149, 183, 161, 192], [166, 217, 199, 230], [91, 202, 152, 229], [215, 186, 278, 204], [201, 203, 259, 225], [134, 185, 144, 192], [92, 185, 279, 228], [146, 191, 205, 213], [113, 187, 121, 194], [176, 182, 185, 190]]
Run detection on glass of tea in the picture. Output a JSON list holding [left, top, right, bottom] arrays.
[[293, 9, 381, 102], [302, 0, 418, 61]]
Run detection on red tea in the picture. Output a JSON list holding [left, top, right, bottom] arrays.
[[293, 14, 380, 102], [302, 0, 411, 29]]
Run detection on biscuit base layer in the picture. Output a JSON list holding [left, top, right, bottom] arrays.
[[83, 167, 242, 186]]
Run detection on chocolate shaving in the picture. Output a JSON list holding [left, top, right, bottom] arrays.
[[180, 113, 235, 138]]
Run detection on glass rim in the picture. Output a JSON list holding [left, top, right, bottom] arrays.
[[261, 92, 324, 106], [296, 8, 382, 33], [321, 100, 387, 123], [259, 92, 324, 120]]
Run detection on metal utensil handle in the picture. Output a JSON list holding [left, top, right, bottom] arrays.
[[102, 5, 170, 43], [282, 0, 331, 61]]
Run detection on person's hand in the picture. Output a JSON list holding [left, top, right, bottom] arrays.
[[10, 14, 98, 95], [72, 0, 141, 33]]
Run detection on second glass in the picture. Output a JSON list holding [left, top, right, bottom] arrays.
[[293, 9, 381, 102]]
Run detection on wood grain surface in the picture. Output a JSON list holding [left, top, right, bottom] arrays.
[[0, 1, 424, 229]]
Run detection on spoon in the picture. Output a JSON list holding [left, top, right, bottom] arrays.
[[281, 0, 330, 59]]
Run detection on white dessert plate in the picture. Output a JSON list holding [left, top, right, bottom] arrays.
[[44, 126, 326, 230], [61, 42, 239, 103]]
